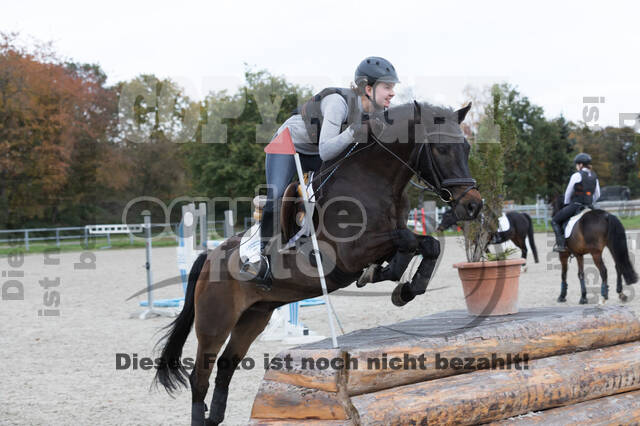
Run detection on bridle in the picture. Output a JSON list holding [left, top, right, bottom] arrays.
[[412, 141, 477, 204], [370, 102, 477, 207]]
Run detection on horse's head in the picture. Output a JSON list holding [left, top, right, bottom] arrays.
[[436, 208, 458, 232], [551, 194, 563, 216], [414, 102, 482, 221]]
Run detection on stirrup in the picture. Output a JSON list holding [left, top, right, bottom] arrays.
[[241, 255, 273, 291], [553, 243, 567, 253]]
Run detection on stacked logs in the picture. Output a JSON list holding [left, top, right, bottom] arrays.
[[249, 306, 640, 425]]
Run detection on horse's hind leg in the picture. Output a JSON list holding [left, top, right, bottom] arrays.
[[190, 295, 242, 425], [557, 252, 569, 303], [616, 264, 629, 302], [514, 236, 527, 272], [577, 255, 588, 304], [357, 229, 417, 288], [591, 251, 608, 304], [207, 305, 274, 426]]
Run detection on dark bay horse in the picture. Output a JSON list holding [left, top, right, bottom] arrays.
[[154, 102, 482, 425], [437, 209, 539, 264], [551, 196, 637, 304]]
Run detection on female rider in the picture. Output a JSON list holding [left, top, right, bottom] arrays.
[[245, 56, 399, 290]]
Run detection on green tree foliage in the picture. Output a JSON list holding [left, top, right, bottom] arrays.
[[182, 69, 312, 220], [463, 84, 516, 262], [572, 126, 640, 196], [491, 84, 573, 203]]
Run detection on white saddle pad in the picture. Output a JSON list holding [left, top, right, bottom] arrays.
[[239, 223, 262, 264], [498, 213, 510, 232], [565, 208, 590, 238]]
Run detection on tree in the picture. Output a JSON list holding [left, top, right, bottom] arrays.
[[0, 33, 116, 227], [182, 68, 312, 220], [463, 84, 516, 262]]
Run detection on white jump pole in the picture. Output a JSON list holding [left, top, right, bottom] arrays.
[[135, 211, 176, 319], [293, 153, 339, 348]]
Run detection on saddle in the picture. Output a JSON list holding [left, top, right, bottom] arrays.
[[280, 178, 318, 248], [239, 177, 316, 264], [563, 206, 591, 239]]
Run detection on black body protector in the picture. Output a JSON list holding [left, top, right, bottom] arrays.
[[572, 169, 598, 206], [298, 87, 362, 144]]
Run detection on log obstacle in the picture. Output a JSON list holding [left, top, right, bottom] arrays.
[[249, 305, 640, 425]]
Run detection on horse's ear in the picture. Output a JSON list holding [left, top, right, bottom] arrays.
[[457, 102, 472, 124]]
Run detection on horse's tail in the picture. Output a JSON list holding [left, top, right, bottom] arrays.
[[153, 251, 208, 395], [523, 213, 539, 263], [607, 214, 638, 285]]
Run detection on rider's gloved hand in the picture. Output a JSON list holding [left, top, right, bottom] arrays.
[[349, 115, 385, 143], [349, 120, 368, 143]]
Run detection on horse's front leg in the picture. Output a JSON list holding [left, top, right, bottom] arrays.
[[356, 229, 417, 288], [557, 252, 569, 303], [577, 254, 588, 304], [392, 235, 441, 307]]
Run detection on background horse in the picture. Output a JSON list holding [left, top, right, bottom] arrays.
[[437, 209, 539, 264], [153, 101, 482, 426], [551, 195, 637, 304]]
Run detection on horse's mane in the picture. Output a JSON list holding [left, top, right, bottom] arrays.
[[385, 101, 456, 120]]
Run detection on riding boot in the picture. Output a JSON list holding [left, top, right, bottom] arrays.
[[241, 209, 274, 291], [551, 220, 567, 252]]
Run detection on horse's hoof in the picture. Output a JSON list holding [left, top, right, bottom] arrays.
[[191, 402, 207, 426], [579, 296, 588, 305], [522, 265, 528, 273], [598, 296, 607, 305], [391, 283, 414, 307], [557, 296, 566, 303], [619, 293, 629, 302], [357, 265, 376, 288]]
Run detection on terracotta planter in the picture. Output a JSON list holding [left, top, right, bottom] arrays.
[[453, 258, 526, 316]]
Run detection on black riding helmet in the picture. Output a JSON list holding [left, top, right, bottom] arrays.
[[354, 57, 399, 110], [574, 152, 592, 165], [354, 56, 400, 87]]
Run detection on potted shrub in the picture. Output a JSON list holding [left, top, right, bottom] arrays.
[[453, 85, 524, 316]]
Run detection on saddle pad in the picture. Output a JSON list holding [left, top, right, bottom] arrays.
[[239, 224, 262, 264], [241, 176, 318, 260], [565, 208, 590, 239], [498, 213, 510, 232]]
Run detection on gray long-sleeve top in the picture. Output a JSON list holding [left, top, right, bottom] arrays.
[[274, 93, 361, 161]]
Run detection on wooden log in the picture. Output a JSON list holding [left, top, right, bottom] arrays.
[[261, 306, 640, 396], [351, 341, 640, 425], [250, 380, 353, 421], [488, 389, 640, 425], [248, 420, 353, 426]]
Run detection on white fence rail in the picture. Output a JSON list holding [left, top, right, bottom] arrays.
[[3, 201, 640, 250], [408, 199, 640, 232]]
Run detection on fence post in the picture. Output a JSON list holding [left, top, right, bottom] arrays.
[[224, 210, 234, 238], [25, 230, 29, 251], [56, 229, 60, 247]]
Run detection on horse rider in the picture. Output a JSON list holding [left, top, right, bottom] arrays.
[[244, 57, 399, 290], [551, 152, 601, 252]]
